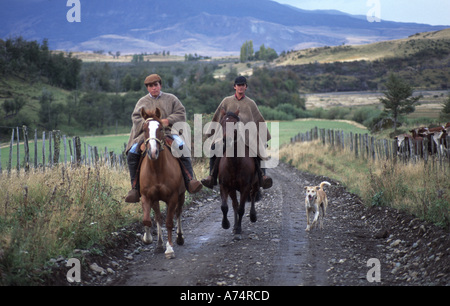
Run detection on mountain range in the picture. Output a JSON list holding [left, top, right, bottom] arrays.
[[1, 0, 448, 56]]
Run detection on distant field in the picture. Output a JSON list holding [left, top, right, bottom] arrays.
[[304, 90, 446, 121]]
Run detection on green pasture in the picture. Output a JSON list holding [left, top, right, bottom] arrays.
[[0, 120, 367, 169]]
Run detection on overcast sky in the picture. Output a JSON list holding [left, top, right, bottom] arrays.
[[273, 0, 450, 26]]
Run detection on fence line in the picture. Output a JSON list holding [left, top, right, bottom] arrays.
[[0, 126, 127, 177], [290, 127, 450, 171]]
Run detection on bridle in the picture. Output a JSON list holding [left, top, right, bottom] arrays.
[[144, 117, 165, 152], [221, 112, 241, 145]]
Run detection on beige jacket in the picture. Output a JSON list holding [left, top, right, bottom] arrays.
[[209, 95, 271, 159], [126, 92, 186, 154]]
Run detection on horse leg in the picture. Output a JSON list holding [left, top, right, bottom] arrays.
[[175, 193, 185, 246], [249, 183, 258, 223], [220, 185, 230, 230], [230, 190, 243, 240], [141, 195, 153, 245], [164, 198, 177, 259], [152, 201, 165, 253]]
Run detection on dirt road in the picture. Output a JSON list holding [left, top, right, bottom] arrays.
[[59, 162, 449, 287]]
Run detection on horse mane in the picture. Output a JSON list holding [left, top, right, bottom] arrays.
[[222, 111, 240, 122]]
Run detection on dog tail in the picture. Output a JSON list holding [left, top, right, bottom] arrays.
[[319, 181, 331, 190]]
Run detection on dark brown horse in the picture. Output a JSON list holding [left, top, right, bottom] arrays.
[[139, 107, 185, 259], [218, 108, 259, 240]]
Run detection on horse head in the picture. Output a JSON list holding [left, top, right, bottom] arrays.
[[141, 107, 165, 160], [220, 108, 240, 147]]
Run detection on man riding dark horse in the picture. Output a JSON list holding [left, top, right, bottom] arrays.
[[201, 76, 273, 190]]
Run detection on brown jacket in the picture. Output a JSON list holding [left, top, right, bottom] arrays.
[[210, 95, 271, 159], [126, 92, 186, 154]]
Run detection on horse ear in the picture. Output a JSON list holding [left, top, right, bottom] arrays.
[[220, 107, 226, 117], [155, 107, 161, 119], [235, 108, 240, 116], [140, 107, 148, 119]]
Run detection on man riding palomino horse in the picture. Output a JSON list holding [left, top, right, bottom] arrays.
[[201, 76, 273, 190], [125, 74, 202, 203]]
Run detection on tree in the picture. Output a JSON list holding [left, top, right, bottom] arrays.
[[240, 40, 254, 63], [379, 73, 421, 131], [38, 88, 63, 130], [255, 44, 278, 62], [440, 94, 450, 122]]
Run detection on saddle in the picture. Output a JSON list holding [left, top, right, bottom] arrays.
[[133, 135, 192, 191]]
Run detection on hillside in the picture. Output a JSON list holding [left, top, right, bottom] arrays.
[[271, 29, 450, 93], [1, 0, 447, 56], [276, 28, 450, 65]]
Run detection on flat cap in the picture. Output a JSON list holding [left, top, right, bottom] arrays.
[[144, 74, 162, 85]]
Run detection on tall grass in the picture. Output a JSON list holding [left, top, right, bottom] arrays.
[[0, 166, 139, 285], [280, 141, 449, 229]]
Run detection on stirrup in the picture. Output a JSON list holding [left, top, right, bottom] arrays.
[[201, 176, 215, 189], [125, 188, 140, 203], [261, 176, 273, 189], [188, 180, 203, 194]]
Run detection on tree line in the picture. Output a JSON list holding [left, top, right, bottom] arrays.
[[0, 37, 82, 90]]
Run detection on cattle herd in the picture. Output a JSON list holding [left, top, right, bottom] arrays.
[[394, 122, 450, 159]]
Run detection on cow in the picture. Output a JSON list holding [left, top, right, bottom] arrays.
[[423, 126, 447, 155], [395, 133, 424, 158]]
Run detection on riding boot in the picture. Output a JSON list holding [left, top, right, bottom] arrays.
[[256, 158, 273, 189], [125, 152, 141, 203], [178, 156, 203, 194], [201, 156, 219, 189], [261, 167, 273, 190]]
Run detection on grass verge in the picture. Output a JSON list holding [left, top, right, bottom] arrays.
[[0, 166, 139, 285], [280, 141, 449, 230]]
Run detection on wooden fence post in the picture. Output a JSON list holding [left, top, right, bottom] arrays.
[[8, 129, 14, 177], [53, 130, 61, 165], [63, 135, 67, 166], [42, 131, 46, 172], [23, 126, 30, 173], [48, 131, 53, 169], [34, 129, 38, 169], [16, 127, 20, 174], [73, 136, 82, 166]]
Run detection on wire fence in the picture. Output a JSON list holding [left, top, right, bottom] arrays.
[[0, 126, 127, 177], [290, 127, 450, 171]]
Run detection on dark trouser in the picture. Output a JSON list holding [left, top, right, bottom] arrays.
[[127, 152, 141, 191], [178, 156, 196, 190]]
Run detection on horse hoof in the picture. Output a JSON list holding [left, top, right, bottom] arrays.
[[250, 213, 257, 223], [165, 251, 175, 259], [233, 234, 242, 241], [155, 245, 165, 254], [176, 236, 185, 246], [222, 220, 230, 230], [142, 233, 153, 245]]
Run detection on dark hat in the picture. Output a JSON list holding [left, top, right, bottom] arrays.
[[144, 74, 162, 85], [234, 76, 247, 85]]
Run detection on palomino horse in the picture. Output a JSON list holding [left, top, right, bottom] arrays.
[[139, 107, 186, 259], [218, 108, 259, 240]]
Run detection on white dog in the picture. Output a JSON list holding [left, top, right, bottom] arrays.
[[304, 181, 331, 231]]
